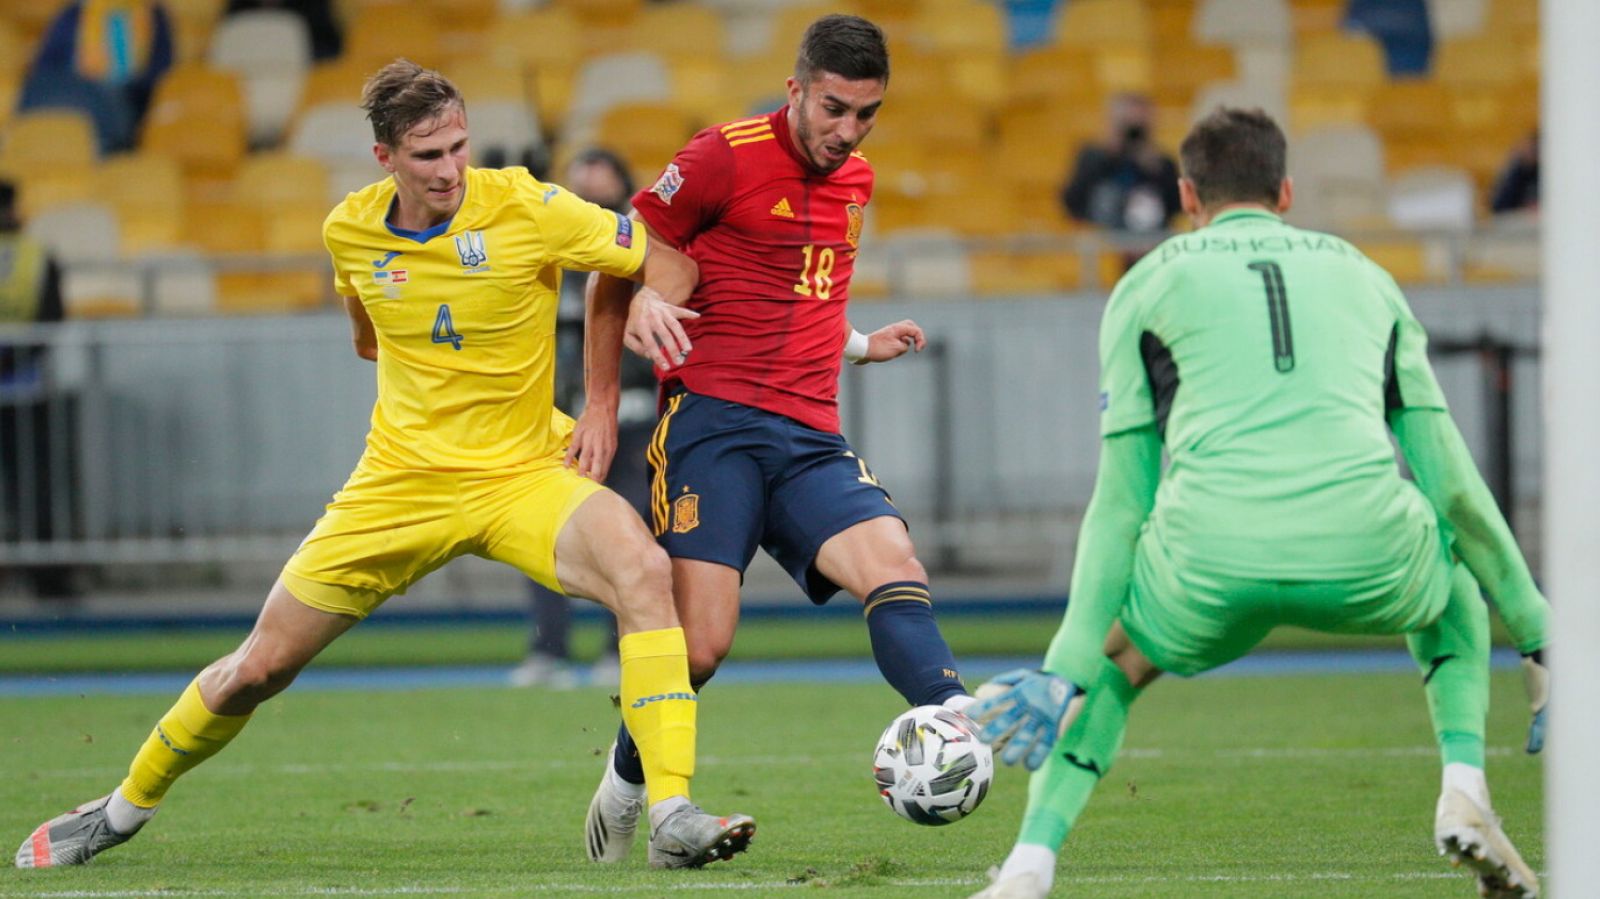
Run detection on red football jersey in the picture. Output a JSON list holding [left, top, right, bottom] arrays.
[[632, 106, 872, 434]]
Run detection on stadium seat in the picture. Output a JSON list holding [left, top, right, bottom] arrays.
[[0, 18, 26, 77], [914, 0, 1007, 57], [143, 248, 219, 315], [1056, 0, 1153, 46], [1191, 80, 1287, 128], [0, 109, 100, 173], [441, 58, 528, 104], [1288, 0, 1346, 35], [1007, 46, 1102, 107], [344, 3, 442, 71], [25, 202, 143, 316], [1290, 124, 1388, 229], [1150, 44, 1237, 107], [1368, 81, 1452, 144], [0, 69, 18, 134], [295, 60, 368, 116], [140, 64, 248, 177], [11, 165, 98, 219], [1387, 166, 1478, 231], [467, 99, 546, 171], [589, 102, 698, 182], [631, 3, 728, 59], [98, 152, 186, 254], [163, 0, 227, 64], [971, 248, 1087, 294], [1195, 0, 1292, 48], [1354, 237, 1443, 284], [291, 102, 378, 169], [564, 52, 674, 146], [208, 9, 312, 146], [1292, 32, 1387, 91], [668, 55, 739, 124], [0, 0, 59, 43], [873, 229, 972, 297], [1434, 36, 1523, 90]]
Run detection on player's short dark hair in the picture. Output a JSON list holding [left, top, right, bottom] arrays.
[[1179, 107, 1287, 209], [361, 59, 465, 148], [795, 14, 890, 85], [570, 147, 635, 200]]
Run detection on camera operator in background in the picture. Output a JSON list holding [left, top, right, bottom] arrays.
[[1060, 93, 1181, 241]]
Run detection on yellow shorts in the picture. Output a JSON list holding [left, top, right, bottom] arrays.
[[280, 456, 605, 619]]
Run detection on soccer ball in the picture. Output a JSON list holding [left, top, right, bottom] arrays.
[[872, 705, 994, 825]]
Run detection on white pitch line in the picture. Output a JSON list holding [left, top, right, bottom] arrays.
[[23, 743, 1521, 782], [11, 869, 1498, 898]]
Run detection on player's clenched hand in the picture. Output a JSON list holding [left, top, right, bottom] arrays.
[[625, 286, 700, 370], [969, 668, 1084, 771], [865, 320, 926, 363], [567, 405, 618, 482]]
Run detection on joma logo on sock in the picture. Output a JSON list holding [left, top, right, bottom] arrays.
[[156, 726, 190, 756], [631, 692, 697, 709]]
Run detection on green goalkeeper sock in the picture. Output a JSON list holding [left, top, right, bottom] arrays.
[[1016, 655, 1143, 849], [1407, 564, 1491, 769]]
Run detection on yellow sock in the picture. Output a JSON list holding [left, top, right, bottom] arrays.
[[119, 679, 251, 808], [618, 627, 697, 806]]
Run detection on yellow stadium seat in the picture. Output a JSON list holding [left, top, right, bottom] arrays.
[[1293, 32, 1386, 90], [922, 184, 1021, 239], [631, 3, 726, 60], [141, 66, 247, 176], [0, 18, 27, 76], [234, 153, 330, 209], [1056, 0, 1153, 47], [669, 55, 737, 124], [591, 102, 699, 179], [1289, 0, 1345, 35], [971, 249, 1085, 295], [13, 165, 97, 219], [295, 60, 368, 115], [865, 190, 927, 236], [1435, 37, 1523, 90], [1008, 47, 1101, 106], [768, 3, 854, 58], [1355, 238, 1438, 284], [1150, 44, 1235, 106], [164, 0, 225, 63], [914, 0, 1006, 55], [345, 4, 442, 70], [441, 58, 528, 104], [1383, 136, 1456, 175], [98, 152, 186, 254], [1288, 85, 1370, 132], [0, 109, 99, 173], [946, 48, 1009, 107], [995, 99, 1099, 191], [488, 9, 585, 72], [0, 0, 61, 43], [1485, 0, 1537, 34], [0, 70, 18, 134], [1368, 81, 1452, 142]]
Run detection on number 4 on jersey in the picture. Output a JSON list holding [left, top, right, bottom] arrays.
[[432, 303, 464, 351]]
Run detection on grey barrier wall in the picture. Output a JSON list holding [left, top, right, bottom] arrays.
[[0, 286, 1541, 569]]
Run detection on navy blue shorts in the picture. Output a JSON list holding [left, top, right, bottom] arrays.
[[646, 389, 904, 603]]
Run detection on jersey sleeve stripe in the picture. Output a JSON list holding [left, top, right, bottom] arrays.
[[722, 124, 773, 140], [719, 117, 768, 133], [728, 134, 776, 147]]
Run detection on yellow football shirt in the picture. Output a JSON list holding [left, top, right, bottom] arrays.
[[322, 166, 648, 472]]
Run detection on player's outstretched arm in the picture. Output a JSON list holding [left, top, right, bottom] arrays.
[[1043, 425, 1162, 686], [343, 295, 376, 362], [843, 319, 925, 365], [1391, 406, 1550, 753], [1390, 407, 1549, 652]]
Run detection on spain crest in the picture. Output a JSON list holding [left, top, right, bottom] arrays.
[[672, 493, 700, 534], [845, 202, 864, 249]]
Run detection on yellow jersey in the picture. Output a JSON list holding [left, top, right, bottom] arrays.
[[323, 166, 648, 472]]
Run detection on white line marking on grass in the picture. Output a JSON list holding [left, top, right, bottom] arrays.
[[12, 869, 1496, 898], [24, 742, 1519, 782]]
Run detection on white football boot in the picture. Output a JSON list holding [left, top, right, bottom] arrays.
[[646, 803, 755, 869], [584, 745, 645, 863], [1435, 787, 1540, 898], [15, 794, 143, 868]]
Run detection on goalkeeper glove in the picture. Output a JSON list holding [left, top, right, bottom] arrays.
[[1522, 649, 1548, 755], [968, 668, 1084, 771]]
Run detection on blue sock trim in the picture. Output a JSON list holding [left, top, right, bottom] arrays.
[[613, 723, 645, 785]]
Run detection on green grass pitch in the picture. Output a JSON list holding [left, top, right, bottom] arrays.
[[0, 669, 1540, 898]]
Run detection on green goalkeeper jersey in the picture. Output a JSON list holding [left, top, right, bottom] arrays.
[[1098, 208, 1448, 579]]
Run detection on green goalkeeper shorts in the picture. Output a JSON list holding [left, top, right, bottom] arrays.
[[1121, 520, 1454, 677]]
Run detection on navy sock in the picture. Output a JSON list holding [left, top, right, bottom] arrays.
[[864, 581, 966, 706], [613, 721, 646, 785]]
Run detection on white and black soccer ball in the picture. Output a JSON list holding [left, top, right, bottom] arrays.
[[872, 705, 994, 825]]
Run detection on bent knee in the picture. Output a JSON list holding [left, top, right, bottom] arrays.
[[216, 651, 301, 705]]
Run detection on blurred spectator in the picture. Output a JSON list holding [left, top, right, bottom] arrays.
[[1061, 93, 1181, 235], [509, 149, 655, 689], [20, 0, 175, 153], [0, 179, 77, 600], [1490, 130, 1539, 215], [224, 0, 342, 61], [1345, 0, 1433, 77]]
